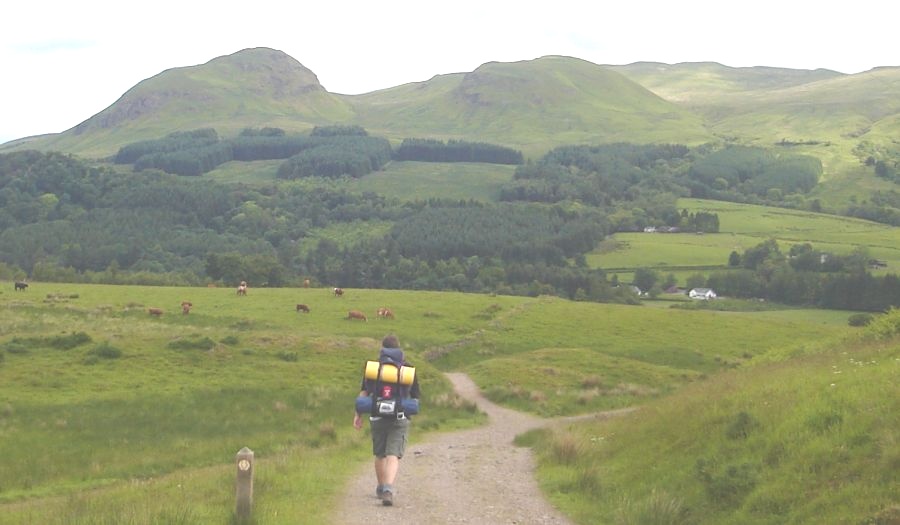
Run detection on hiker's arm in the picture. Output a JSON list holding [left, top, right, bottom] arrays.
[[353, 389, 368, 429]]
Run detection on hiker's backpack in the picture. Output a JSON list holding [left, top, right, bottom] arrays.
[[356, 358, 419, 417]]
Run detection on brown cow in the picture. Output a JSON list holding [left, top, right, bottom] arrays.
[[348, 310, 367, 322], [333, 287, 344, 297], [148, 307, 164, 316], [181, 301, 193, 315], [303, 279, 310, 288], [237, 281, 248, 296], [296, 303, 310, 313], [377, 307, 395, 319]]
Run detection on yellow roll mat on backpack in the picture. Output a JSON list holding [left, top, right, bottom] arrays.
[[365, 361, 415, 385]]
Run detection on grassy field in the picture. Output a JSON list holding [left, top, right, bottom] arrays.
[[522, 310, 900, 524], [0, 281, 859, 523], [429, 296, 849, 416], [0, 283, 499, 523], [204, 159, 515, 202], [594, 198, 900, 284], [354, 161, 515, 202]]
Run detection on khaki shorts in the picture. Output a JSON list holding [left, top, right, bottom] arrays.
[[370, 417, 410, 458]]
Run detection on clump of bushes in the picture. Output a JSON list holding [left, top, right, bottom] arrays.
[[848, 313, 875, 326], [4, 341, 29, 354], [48, 332, 92, 350], [83, 342, 123, 365], [89, 342, 123, 359], [695, 457, 758, 506], [167, 337, 216, 350], [615, 489, 688, 525], [726, 411, 760, 440], [276, 351, 299, 362], [2, 332, 92, 353]]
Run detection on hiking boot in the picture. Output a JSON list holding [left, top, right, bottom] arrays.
[[381, 490, 393, 506]]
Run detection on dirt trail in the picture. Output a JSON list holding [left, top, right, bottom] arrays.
[[333, 372, 633, 525]]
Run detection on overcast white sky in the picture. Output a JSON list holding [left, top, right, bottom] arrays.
[[2, 0, 897, 144]]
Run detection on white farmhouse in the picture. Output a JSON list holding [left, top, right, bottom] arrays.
[[689, 287, 717, 300]]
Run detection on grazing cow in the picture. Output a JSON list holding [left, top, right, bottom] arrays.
[[181, 301, 193, 315], [148, 307, 164, 316], [296, 303, 310, 313], [237, 281, 248, 296], [207, 283, 217, 288], [303, 279, 310, 288], [377, 307, 395, 319], [333, 287, 344, 297], [14, 281, 28, 291], [348, 310, 367, 322]]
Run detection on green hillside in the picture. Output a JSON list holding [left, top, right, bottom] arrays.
[[3, 49, 898, 210], [30, 48, 356, 159], [2, 51, 713, 160], [606, 61, 844, 104], [346, 55, 712, 158], [524, 309, 899, 524], [611, 63, 900, 205]]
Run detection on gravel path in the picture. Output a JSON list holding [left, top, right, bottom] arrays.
[[333, 372, 634, 525]]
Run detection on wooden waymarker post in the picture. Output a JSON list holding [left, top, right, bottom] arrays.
[[235, 447, 254, 521]]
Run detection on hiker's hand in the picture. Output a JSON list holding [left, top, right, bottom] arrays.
[[353, 413, 362, 430]]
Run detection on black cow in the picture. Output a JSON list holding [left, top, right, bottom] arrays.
[[14, 281, 28, 291]]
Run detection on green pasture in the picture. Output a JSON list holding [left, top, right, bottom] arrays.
[[205, 159, 515, 202], [0, 282, 861, 523], [0, 283, 500, 523], [355, 161, 515, 202], [207, 159, 282, 184], [429, 296, 849, 416], [524, 311, 900, 524], [591, 198, 900, 282]]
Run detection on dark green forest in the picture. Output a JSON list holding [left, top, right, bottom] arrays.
[[394, 138, 524, 164], [115, 127, 393, 178], [2, 128, 900, 310]]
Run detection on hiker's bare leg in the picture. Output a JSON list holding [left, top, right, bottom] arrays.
[[374, 457, 386, 485], [375, 455, 400, 486]]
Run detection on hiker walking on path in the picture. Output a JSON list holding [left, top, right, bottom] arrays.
[[353, 334, 421, 506]]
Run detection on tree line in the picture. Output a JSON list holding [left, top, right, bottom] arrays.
[[113, 128, 523, 178], [4, 145, 899, 311], [114, 128, 900, 228], [115, 127, 392, 178], [499, 143, 822, 213], [0, 148, 638, 302], [394, 138, 523, 164], [714, 239, 898, 311], [669, 239, 898, 311]]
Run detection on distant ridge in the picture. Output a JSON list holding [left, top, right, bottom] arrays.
[[346, 55, 712, 151], [3, 50, 714, 158], [607, 61, 845, 103], [2, 48, 897, 171]]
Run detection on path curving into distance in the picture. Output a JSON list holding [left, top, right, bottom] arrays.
[[333, 372, 634, 524]]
